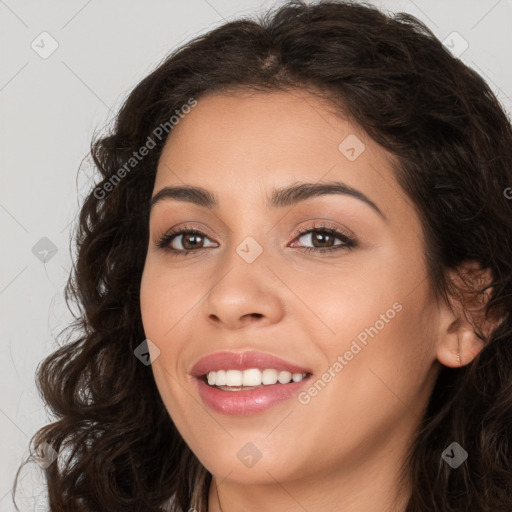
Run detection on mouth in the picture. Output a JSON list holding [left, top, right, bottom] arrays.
[[201, 368, 311, 390], [191, 351, 313, 415]]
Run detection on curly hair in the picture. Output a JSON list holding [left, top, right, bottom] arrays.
[[13, 1, 512, 510]]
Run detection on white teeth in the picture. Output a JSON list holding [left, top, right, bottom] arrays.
[[225, 369, 242, 386], [242, 368, 261, 386], [278, 371, 292, 384], [262, 369, 278, 385], [215, 369, 226, 386], [205, 368, 308, 387]]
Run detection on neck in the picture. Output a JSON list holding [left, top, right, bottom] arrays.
[[207, 439, 412, 512]]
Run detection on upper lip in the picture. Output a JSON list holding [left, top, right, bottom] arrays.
[[190, 350, 312, 378]]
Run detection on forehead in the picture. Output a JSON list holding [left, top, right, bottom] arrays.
[[154, 89, 406, 219]]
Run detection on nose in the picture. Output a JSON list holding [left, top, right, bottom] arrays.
[[203, 257, 285, 330]]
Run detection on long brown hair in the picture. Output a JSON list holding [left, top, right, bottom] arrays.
[[14, 1, 512, 510]]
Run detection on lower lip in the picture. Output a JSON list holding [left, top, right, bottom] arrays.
[[195, 376, 311, 415]]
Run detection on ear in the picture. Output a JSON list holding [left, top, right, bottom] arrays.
[[436, 261, 495, 368]]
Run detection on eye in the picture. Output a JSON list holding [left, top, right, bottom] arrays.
[[155, 222, 357, 257], [290, 222, 357, 254], [156, 226, 217, 256]]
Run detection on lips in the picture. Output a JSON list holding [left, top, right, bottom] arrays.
[[190, 350, 313, 416], [190, 350, 312, 377]]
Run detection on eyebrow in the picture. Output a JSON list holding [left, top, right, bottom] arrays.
[[150, 181, 386, 219]]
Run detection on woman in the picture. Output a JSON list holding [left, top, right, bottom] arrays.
[[14, 0, 512, 510]]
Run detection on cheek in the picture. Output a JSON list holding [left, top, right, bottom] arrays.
[[140, 258, 196, 339], [139, 261, 188, 392], [298, 250, 436, 415], [286, 304, 436, 474], [319, 286, 436, 430], [139, 265, 195, 425], [294, 261, 408, 356]]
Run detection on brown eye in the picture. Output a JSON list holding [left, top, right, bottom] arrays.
[[175, 232, 205, 250], [156, 228, 217, 254], [297, 230, 339, 248], [290, 224, 357, 254], [155, 223, 356, 257]]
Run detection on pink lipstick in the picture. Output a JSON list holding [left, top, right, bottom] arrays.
[[190, 351, 312, 416]]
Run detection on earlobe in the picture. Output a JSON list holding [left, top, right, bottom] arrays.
[[436, 320, 486, 368], [435, 262, 494, 368]]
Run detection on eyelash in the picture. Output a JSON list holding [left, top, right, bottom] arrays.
[[155, 222, 357, 257]]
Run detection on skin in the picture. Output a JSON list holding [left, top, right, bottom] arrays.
[[139, 89, 487, 512]]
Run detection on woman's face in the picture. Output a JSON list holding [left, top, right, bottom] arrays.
[[140, 89, 442, 487]]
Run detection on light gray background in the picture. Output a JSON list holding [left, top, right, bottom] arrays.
[[1, 0, 511, 509]]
